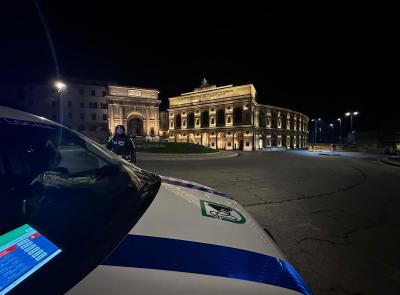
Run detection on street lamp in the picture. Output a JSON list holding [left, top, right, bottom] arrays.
[[311, 118, 321, 144], [337, 118, 342, 143], [345, 111, 359, 133], [54, 80, 66, 93], [329, 123, 334, 143], [54, 80, 66, 123]]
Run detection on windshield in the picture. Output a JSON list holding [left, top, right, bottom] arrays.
[[0, 117, 160, 294]]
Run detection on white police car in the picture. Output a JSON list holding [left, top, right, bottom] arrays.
[[0, 106, 312, 295]]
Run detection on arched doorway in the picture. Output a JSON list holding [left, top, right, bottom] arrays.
[[259, 111, 266, 127], [271, 131, 277, 146], [175, 134, 181, 143], [201, 111, 209, 127], [216, 109, 225, 127], [187, 113, 195, 128], [202, 133, 210, 146], [128, 117, 144, 137], [188, 133, 195, 143], [259, 132, 266, 149], [233, 107, 242, 126], [217, 132, 226, 149], [234, 132, 244, 150], [175, 114, 182, 129]]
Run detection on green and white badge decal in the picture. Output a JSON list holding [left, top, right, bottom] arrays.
[[200, 200, 246, 224]]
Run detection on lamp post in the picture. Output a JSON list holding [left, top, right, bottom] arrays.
[[329, 123, 334, 143], [345, 111, 359, 145], [337, 118, 342, 143], [345, 111, 359, 133], [311, 118, 321, 144], [54, 80, 66, 123]]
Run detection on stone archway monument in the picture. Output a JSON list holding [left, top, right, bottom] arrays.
[[107, 85, 161, 141]]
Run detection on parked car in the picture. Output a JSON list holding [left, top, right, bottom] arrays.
[[0, 106, 311, 295]]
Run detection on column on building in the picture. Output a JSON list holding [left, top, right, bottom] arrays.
[[225, 105, 233, 127], [286, 133, 291, 149], [244, 129, 253, 151], [209, 131, 216, 149], [277, 111, 282, 129], [181, 110, 187, 131], [209, 107, 216, 128], [226, 131, 233, 150]]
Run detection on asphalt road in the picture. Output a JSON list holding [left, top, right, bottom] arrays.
[[138, 151, 400, 295]]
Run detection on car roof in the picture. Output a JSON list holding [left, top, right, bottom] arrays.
[[0, 105, 60, 126]]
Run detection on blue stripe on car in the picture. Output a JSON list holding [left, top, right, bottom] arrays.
[[161, 178, 234, 200], [102, 235, 312, 295]]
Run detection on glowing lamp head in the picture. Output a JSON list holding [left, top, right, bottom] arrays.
[[353, 111, 359, 116], [54, 81, 66, 91], [345, 112, 351, 117]]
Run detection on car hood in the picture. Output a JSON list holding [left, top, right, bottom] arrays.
[[68, 176, 311, 295]]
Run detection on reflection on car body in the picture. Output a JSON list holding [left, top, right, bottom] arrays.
[[0, 106, 311, 295]]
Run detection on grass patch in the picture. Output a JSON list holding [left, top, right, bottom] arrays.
[[135, 142, 218, 153]]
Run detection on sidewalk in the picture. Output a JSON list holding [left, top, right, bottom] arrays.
[[136, 151, 239, 161], [381, 157, 400, 167]]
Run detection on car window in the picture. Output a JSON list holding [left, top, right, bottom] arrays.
[[0, 118, 160, 295]]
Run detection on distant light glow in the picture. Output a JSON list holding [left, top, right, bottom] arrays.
[[337, 118, 341, 121], [329, 123, 333, 127], [54, 80, 66, 91], [318, 118, 321, 121], [345, 112, 351, 116], [353, 111, 359, 115], [311, 119, 315, 122]]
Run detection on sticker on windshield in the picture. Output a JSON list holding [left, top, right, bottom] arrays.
[[200, 200, 246, 224]]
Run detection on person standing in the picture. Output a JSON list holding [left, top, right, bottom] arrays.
[[106, 125, 136, 163]]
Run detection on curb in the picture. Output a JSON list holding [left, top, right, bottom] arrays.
[[137, 151, 239, 161], [381, 158, 400, 167]]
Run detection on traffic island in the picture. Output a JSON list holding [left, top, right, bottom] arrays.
[[135, 142, 218, 154], [136, 151, 239, 161], [381, 157, 400, 167]]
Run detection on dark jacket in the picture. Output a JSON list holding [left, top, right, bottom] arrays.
[[106, 134, 135, 158]]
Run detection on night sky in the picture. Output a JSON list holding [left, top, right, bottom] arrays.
[[0, 1, 397, 130]]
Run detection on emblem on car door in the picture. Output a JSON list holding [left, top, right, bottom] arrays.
[[200, 200, 246, 224]]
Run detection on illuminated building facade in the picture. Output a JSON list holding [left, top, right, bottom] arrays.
[[168, 81, 309, 151]]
